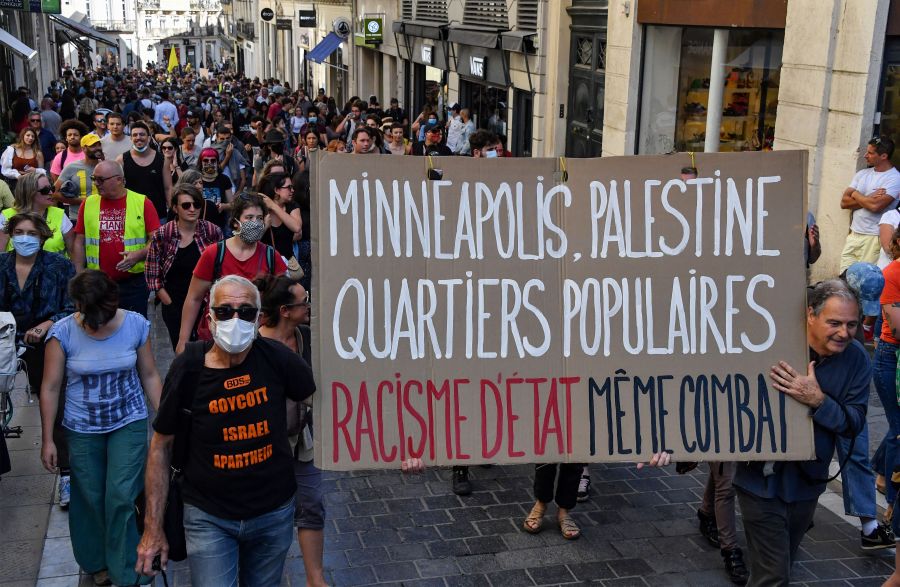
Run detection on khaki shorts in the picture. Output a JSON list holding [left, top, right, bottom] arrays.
[[840, 231, 881, 273]]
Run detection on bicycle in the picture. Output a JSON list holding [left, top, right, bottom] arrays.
[[0, 336, 32, 439]]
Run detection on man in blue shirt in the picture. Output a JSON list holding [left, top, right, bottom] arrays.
[[734, 279, 871, 586]]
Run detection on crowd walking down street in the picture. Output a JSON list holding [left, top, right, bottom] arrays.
[[1, 53, 900, 587]]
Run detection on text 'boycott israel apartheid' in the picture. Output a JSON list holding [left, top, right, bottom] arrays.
[[310, 151, 813, 470]]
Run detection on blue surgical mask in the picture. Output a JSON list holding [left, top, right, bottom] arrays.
[[134, 144, 149, 153], [485, 149, 499, 158], [308, 117, 317, 123], [428, 118, 437, 124], [11, 234, 40, 256]]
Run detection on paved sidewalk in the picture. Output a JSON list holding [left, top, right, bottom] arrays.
[[0, 304, 895, 586]]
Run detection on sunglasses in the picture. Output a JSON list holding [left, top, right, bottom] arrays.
[[211, 305, 259, 321], [36, 185, 53, 195], [179, 201, 202, 210], [29, 118, 41, 123], [161, 145, 174, 151], [95, 118, 106, 124]]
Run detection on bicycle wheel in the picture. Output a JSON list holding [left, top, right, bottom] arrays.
[[0, 391, 12, 430]]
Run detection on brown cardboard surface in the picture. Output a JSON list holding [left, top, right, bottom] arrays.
[[312, 150, 814, 470]]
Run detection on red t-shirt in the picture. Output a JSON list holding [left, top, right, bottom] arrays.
[[881, 261, 900, 344], [75, 195, 161, 281], [193, 241, 287, 282]]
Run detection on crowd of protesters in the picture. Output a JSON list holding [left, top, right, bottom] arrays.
[[0, 63, 895, 587]]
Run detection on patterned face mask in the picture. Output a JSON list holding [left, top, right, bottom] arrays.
[[237, 219, 265, 244]]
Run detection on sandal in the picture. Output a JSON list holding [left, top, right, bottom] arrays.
[[523, 502, 546, 534], [559, 514, 581, 540]]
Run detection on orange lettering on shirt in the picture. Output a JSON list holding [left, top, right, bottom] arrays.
[[224, 374, 251, 390]]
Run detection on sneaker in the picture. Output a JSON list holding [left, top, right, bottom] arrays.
[[58, 475, 70, 509], [698, 509, 720, 548], [92, 569, 112, 586], [576, 472, 591, 502], [861, 522, 895, 550], [721, 547, 749, 585], [452, 466, 472, 496]]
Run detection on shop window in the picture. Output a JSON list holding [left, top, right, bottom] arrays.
[[638, 26, 783, 154]]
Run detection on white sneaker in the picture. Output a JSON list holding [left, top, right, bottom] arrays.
[[576, 473, 591, 502], [58, 475, 70, 509]]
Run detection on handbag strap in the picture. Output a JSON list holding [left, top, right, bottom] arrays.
[[171, 341, 208, 473]]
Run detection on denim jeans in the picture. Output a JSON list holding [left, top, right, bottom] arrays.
[[874, 341, 900, 507], [183, 499, 295, 587], [116, 274, 149, 317], [836, 420, 877, 519], [66, 419, 150, 586]]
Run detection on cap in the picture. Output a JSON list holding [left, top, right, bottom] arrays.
[[186, 110, 198, 118], [200, 147, 219, 161], [81, 134, 101, 148], [449, 103, 460, 112], [845, 262, 885, 317]]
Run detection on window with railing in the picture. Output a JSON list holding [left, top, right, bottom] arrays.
[[517, 0, 538, 30], [462, 0, 508, 28], [415, 0, 447, 23]]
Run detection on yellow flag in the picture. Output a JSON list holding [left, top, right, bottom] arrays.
[[167, 48, 179, 72]]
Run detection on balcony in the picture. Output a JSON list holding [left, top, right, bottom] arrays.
[[190, 0, 222, 10], [236, 20, 254, 39], [92, 20, 135, 32], [137, 0, 159, 8]]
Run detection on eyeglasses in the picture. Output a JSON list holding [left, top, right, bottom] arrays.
[[211, 305, 259, 321], [283, 292, 310, 309], [179, 201, 202, 210], [36, 185, 53, 195], [91, 175, 120, 185], [161, 145, 174, 151], [277, 184, 294, 191]]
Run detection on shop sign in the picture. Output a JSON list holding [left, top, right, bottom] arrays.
[[276, 18, 292, 30], [333, 17, 351, 39], [421, 44, 433, 65], [312, 150, 814, 470], [363, 17, 383, 44], [260, 7, 274, 21], [0, 0, 60, 13], [470, 55, 486, 79], [298, 9, 316, 28]]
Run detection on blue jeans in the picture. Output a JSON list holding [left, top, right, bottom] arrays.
[[183, 499, 295, 587], [874, 341, 900, 507], [836, 420, 877, 519], [116, 274, 149, 317]]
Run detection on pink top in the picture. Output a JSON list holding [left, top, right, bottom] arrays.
[[50, 149, 85, 176]]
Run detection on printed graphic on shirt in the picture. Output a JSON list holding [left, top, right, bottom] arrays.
[[99, 208, 125, 243], [72, 369, 144, 429], [209, 375, 273, 470], [203, 185, 223, 205]]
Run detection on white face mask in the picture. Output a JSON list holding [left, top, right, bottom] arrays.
[[209, 314, 257, 353]]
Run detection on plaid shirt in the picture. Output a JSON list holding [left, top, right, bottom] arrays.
[[146, 220, 222, 292]]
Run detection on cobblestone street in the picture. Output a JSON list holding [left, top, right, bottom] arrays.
[[0, 305, 895, 586]]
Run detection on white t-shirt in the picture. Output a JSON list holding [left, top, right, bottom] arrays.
[[878, 209, 900, 268], [850, 166, 900, 234]]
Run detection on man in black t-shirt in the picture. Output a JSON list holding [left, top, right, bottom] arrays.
[[411, 121, 452, 180], [137, 275, 315, 585], [198, 147, 233, 229]]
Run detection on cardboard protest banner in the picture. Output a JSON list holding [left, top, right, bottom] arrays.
[[311, 150, 813, 470]]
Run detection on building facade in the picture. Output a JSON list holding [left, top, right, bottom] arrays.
[[135, 0, 229, 70]]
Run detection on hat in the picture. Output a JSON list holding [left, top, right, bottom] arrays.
[[263, 129, 285, 145], [200, 147, 219, 161], [845, 262, 885, 317], [81, 134, 101, 148], [425, 121, 442, 133], [449, 103, 460, 112], [186, 110, 198, 118]]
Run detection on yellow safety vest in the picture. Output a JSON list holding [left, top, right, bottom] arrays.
[[2, 207, 67, 253], [83, 190, 148, 274]]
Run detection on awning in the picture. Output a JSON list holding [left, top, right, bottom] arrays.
[[306, 32, 342, 64], [55, 29, 92, 54], [50, 14, 117, 47], [501, 31, 537, 53], [0, 27, 36, 61], [447, 24, 503, 49], [394, 19, 445, 40]]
